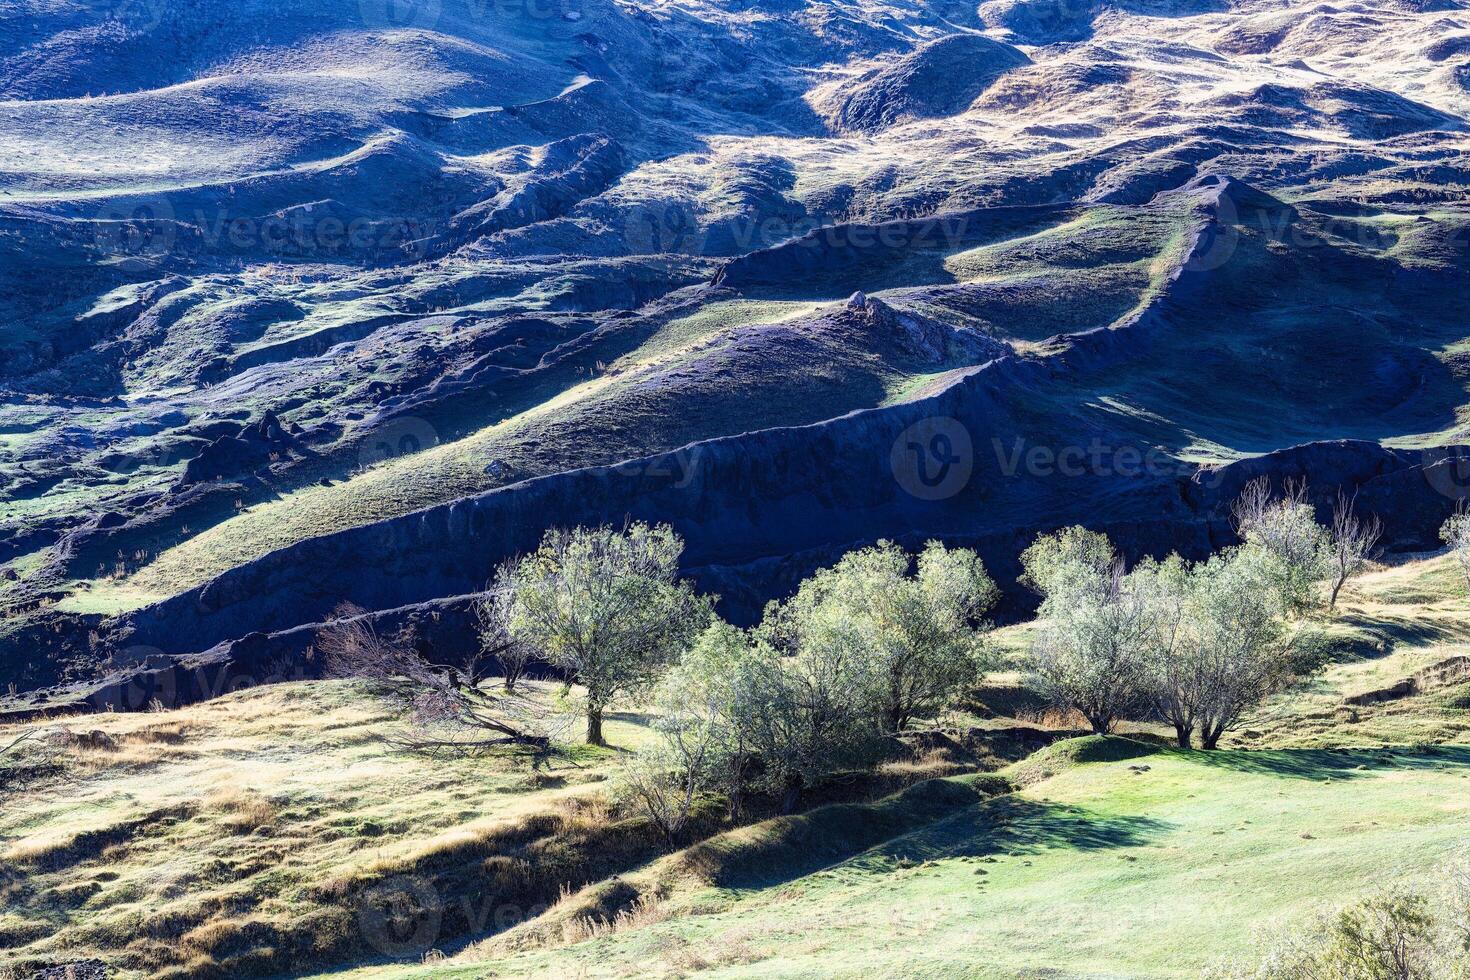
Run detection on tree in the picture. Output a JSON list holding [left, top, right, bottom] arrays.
[[1024, 530, 1156, 735], [644, 615, 885, 815], [1030, 567, 1157, 735], [763, 541, 997, 733], [1019, 525, 1117, 598], [620, 700, 717, 846], [1131, 556, 1197, 747], [1441, 504, 1470, 595], [651, 622, 773, 818], [1184, 548, 1323, 749], [319, 604, 553, 751], [1231, 477, 1331, 616], [501, 523, 711, 746], [757, 591, 890, 810], [1328, 492, 1383, 610], [474, 573, 535, 692]]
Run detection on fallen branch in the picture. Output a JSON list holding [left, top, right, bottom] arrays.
[[0, 728, 43, 757]]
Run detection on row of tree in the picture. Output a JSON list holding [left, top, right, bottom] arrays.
[[323, 476, 1384, 833], [1027, 479, 1380, 748]]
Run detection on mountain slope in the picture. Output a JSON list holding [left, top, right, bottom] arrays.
[[3, 0, 1470, 693]]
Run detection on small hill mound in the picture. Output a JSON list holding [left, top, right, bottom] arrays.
[[818, 34, 1030, 133], [1165, 172, 1299, 225]]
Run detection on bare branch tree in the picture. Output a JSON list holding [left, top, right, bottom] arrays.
[[474, 571, 535, 692], [1328, 491, 1383, 609], [1442, 502, 1470, 595], [319, 604, 554, 752]]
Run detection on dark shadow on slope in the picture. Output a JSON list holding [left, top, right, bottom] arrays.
[[887, 795, 1172, 866], [1185, 745, 1470, 781], [1331, 613, 1467, 652], [691, 777, 1006, 890], [700, 776, 1168, 891]]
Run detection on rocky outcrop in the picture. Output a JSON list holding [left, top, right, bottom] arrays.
[[178, 410, 304, 485]]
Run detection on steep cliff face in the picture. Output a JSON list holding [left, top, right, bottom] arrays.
[[104, 351, 1468, 655], [9, 428, 1459, 718]]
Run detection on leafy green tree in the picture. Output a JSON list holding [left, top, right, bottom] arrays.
[[649, 621, 777, 818], [1025, 529, 1155, 735], [764, 541, 998, 733], [501, 523, 710, 745], [756, 597, 887, 809], [646, 615, 883, 813], [1019, 525, 1117, 598], [1231, 477, 1332, 616], [1441, 505, 1470, 595], [1176, 548, 1323, 749], [620, 695, 718, 845], [1130, 555, 1196, 747]]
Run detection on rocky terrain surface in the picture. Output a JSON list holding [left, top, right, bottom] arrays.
[[3, 0, 1470, 704]]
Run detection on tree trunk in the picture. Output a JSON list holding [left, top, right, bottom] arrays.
[[1086, 712, 1112, 735], [586, 707, 605, 746], [780, 779, 802, 815], [1329, 574, 1346, 610], [1200, 727, 1221, 750], [889, 705, 907, 734], [1173, 723, 1193, 749]]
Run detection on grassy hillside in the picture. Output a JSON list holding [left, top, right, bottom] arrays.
[[330, 740, 1469, 979], [0, 678, 979, 979], [10, 553, 1470, 979], [1227, 554, 1470, 749], [0, 681, 661, 978], [325, 553, 1470, 977]]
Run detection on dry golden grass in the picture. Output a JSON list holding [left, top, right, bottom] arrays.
[[204, 787, 280, 833], [0, 679, 654, 980]]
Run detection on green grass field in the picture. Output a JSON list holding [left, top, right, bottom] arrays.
[[296, 739, 1470, 980]]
